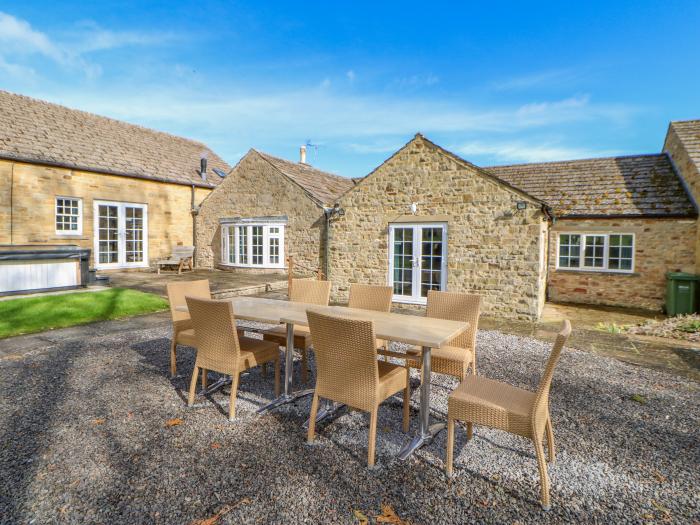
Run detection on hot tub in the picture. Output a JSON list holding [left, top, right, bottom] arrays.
[[0, 245, 91, 296]]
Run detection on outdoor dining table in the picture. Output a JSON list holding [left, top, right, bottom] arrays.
[[178, 296, 468, 460]]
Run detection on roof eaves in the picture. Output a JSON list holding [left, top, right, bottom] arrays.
[[0, 153, 217, 189]]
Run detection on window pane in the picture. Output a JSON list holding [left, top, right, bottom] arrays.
[[584, 235, 605, 267], [237, 226, 248, 263], [252, 226, 263, 265], [558, 234, 582, 268]]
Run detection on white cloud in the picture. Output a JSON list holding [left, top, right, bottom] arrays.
[[457, 140, 622, 164], [0, 11, 174, 78], [0, 12, 66, 63], [346, 69, 356, 81]]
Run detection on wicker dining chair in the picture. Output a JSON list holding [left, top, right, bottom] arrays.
[[405, 290, 482, 379], [185, 296, 281, 421], [166, 280, 245, 378], [306, 310, 410, 467], [262, 278, 332, 383], [446, 320, 572, 510], [166, 280, 211, 378], [348, 283, 393, 352]]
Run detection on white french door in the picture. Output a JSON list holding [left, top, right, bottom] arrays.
[[388, 223, 447, 304], [93, 201, 148, 269]]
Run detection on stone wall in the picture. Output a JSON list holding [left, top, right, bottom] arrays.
[[0, 159, 210, 268], [329, 136, 547, 320], [664, 127, 700, 272], [548, 217, 697, 310], [195, 151, 325, 273]]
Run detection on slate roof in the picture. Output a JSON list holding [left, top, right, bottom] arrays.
[[486, 154, 696, 218], [0, 90, 230, 188], [254, 150, 354, 206], [668, 119, 700, 172]]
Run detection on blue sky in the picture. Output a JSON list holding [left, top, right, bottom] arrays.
[[1, 1, 699, 178]]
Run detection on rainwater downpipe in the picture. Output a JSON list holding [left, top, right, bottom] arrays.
[[9, 162, 14, 244], [191, 184, 197, 267]]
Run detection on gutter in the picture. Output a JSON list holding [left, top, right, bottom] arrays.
[[0, 154, 217, 189]]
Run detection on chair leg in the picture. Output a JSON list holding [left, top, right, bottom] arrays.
[[187, 366, 199, 406], [368, 407, 378, 467], [261, 363, 268, 378], [402, 369, 410, 433], [301, 348, 308, 384], [545, 417, 556, 464], [307, 393, 320, 443], [170, 339, 177, 378], [534, 438, 551, 510], [229, 372, 240, 421], [446, 417, 455, 475], [201, 369, 208, 390], [466, 422, 473, 440], [274, 355, 281, 397], [472, 353, 477, 375]]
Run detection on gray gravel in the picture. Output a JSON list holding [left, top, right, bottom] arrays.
[[1, 320, 698, 524]]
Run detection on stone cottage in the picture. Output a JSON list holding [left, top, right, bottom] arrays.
[[196, 121, 700, 320], [328, 134, 550, 320], [488, 151, 696, 311], [194, 148, 353, 274], [0, 90, 230, 269]]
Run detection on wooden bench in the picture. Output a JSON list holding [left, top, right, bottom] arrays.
[[157, 246, 194, 274]]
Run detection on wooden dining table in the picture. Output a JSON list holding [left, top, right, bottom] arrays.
[[178, 296, 468, 460]]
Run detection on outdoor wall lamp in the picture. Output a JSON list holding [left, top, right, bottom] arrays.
[[325, 203, 345, 219], [516, 201, 527, 211]]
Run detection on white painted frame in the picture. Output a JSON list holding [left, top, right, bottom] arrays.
[[221, 223, 286, 269], [555, 232, 635, 273], [55, 196, 83, 236], [388, 222, 448, 305], [93, 200, 149, 270]]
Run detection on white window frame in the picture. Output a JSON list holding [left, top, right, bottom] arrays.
[[93, 200, 149, 270], [55, 196, 83, 236], [221, 222, 285, 269], [556, 232, 635, 273], [388, 222, 448, 305]]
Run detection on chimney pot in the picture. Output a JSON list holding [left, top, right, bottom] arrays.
[[300, 145, 307, 164]]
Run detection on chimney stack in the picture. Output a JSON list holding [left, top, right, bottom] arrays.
[[200, 153, 208, 180], [300, 144, 307, 164]]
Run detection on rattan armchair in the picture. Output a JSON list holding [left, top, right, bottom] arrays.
[[185, 296, 281, 421], [166, 280, 211, 378], [446, 320, 572, 509], [306, 310, 410, 467], [262, 279, 331, 383], [406, 290, 482, 379]]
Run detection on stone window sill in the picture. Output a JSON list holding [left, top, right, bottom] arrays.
[[554, 269, 640, 277]]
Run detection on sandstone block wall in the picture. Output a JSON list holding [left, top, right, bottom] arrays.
[[664, 128, 700, 272], [329, 137, 547, 320], [195, 151, 325, 273], [0, 159, 210, 268], [548, 217, 696, 310]]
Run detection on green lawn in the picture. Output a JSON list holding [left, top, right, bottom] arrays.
[[0, 288, 169, 339]]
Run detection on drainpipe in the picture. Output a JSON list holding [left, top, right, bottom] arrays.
[[322, 204, 346, 279], [191, 185, 198, 267], [9, 162, 14, 244]]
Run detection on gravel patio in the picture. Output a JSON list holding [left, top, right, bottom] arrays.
[[1, 317, 698, 524]]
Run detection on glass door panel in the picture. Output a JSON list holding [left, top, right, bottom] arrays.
[[420, 226, 444, 298], [125, 206, 144, 263], [390, 223, 446, 303], [392, 227, 414, 298], [97, 204, 119, 265], [94, 201, 148, 268]]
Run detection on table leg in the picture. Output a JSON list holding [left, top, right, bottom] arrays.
[[302, 400, 345, 429], [257, 321, 313, 414], [398, 346, 445, 460]]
